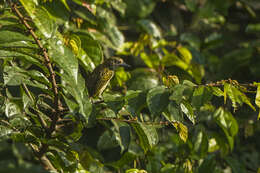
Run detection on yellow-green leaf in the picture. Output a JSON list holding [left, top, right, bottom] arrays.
[[255, 83, 260, 120]]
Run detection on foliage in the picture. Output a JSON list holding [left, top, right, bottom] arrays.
[[0, 0, 260, 172]]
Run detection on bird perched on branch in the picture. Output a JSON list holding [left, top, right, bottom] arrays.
[[87, 57, 130, 98]]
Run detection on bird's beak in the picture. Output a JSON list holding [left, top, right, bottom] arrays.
[[119, 62, 131, 68]]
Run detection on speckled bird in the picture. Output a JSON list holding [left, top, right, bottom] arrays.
[[87, 57, 130, 98]]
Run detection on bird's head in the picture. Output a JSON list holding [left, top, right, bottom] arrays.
[[104, 57, 130, 70]]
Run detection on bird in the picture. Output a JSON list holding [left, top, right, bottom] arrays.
[[87, 57, 130, 98]]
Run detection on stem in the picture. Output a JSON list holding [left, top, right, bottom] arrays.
[[9, 2, 62, 114], [9, 1, 63, 171]]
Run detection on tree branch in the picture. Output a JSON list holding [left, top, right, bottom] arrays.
[[9, 1, 62, 113]]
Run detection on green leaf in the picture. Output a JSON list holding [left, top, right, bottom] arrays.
[[107, 26, 125, 48], [103, 93, 125, 113], [192, 128, 208, 157], [169, 85, 185, 103], [140, 52, 160, 68], [125, 90, 147, 117], [3, 66, 48, 89], [0, 125, 13, 141], [172, 121, 188, 142], [166, 101, 184, 122], [97, 130, 119, 151], [62, 73, 92, 120], [21, 0, 79, 87], [224, 83, 255, 111], [0, 30, 33, 44], [178, 47, 192, 64], [246, 23, 260, 33], [111, 0, 126, 15], [225, 157, 246, 173], [180, 100, 195, 124], [213, 107, 238, 150], [111, 121, 131, 152], [107, 151, 137, 169], [5, 100, 22, 118], [211, 86, 224, 97], [210, 132, 229, 156], [138, 19, 161, 38], [124, 0, 156, 18], [219, 48, 253, 78], [192, 86, 213, 109], [147, 86, 170, 118], [131, 122, 158, 152], [20, 0, 56, 38], [127, 68, 159, 90], [75, 31, 103, 67], [198, 154, 216, 173], [11, 132, 39, 144], [180, 33, 201, 50], [255, 83, 260, 120]]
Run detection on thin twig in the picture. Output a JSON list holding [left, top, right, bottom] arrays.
[[97, 117, 175, 126], [0, 119, 19, 131], [22, 83, 48, 128]]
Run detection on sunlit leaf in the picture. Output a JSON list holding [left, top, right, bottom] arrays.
[[224, 83, 255, 111], [131, 122, 158, 152], [172, 121, 188, 142], [214, 107, 238, 150], [255, 83, 260, 120], [0, 30, 33, 44], [180, 100, 195, 124]]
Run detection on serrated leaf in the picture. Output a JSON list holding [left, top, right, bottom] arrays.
[[211, 86, 224, 97], [172, 121, 188, 142], [224, 83, 255, 111], [131, 122, 158, 152]]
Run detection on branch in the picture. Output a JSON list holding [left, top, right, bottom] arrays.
[[9, 1, 61, 171], [97, 117, 175, 126], [9, 1, 62, 134], [9, 2, 62, 110], [29, 144, 56, 171], [22, 83, 48, 129]]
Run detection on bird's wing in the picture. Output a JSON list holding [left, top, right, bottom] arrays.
[[92, 68, 114, 97]]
